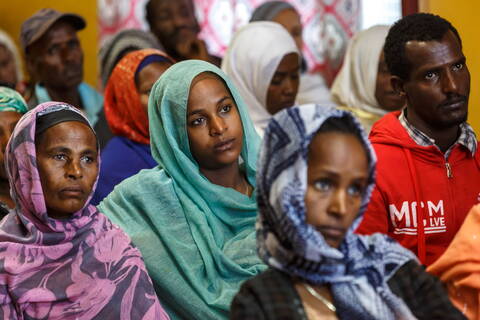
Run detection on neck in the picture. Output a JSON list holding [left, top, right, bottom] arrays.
[[406, 109, 460, 153], [0, 179, 13, 208], [46, 85, 82, 109], [199, 161, 251, 196]]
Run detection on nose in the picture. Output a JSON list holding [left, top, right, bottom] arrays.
[[442, 69, 459, 94], [172, 12, 190, 28], [66, 160, 83, 180], [209, 116, 227, 136], [282, 76, 296, 97], [328, 189, 348, 217]]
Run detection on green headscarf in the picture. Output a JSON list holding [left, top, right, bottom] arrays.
[[99, 60, 266, 320], [0, 86, 27, 113]]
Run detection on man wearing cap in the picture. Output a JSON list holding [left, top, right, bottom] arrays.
[[21, 8, 102, 125]]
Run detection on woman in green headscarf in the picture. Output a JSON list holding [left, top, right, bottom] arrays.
[[0, 86, 28, 213], [98, 60, 266, 319]]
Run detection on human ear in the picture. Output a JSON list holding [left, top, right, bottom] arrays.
[[391, 75, 406, 98]]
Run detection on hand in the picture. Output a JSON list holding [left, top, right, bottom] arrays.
[[175, 35, 210, 62]]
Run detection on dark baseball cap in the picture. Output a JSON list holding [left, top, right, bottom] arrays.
[[20, 8, 86, 52]]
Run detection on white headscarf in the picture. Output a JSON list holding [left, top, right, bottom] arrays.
[[222, 21, 299, 136], [331, 25, 389, 117], [0, 29, 24, 83]]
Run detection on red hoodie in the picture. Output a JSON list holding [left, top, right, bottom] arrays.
[[356, 111, 480, 266]]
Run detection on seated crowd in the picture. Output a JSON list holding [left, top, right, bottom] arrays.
[[0, 1, 478, 319]]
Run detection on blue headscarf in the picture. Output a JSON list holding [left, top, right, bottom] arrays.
[[256, 104, 417, 319]]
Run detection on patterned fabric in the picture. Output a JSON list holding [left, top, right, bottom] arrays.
[[399, 110, 477, 158], [104, 48, 172, 145], [0, 102, 169, 320], [98, 60, 266, 320], [97, 0, 359, 76], [0, 86, 28, 113], [30, 82, 103, 126], [256, 104, 417, 319], [232, 262, 466, 320]]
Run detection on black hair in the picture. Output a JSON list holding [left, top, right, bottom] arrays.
[[384, 13, 462, 80], [315, 115, 370, 164], [145, 0, 158, 27], [317, 116, 362, 140]]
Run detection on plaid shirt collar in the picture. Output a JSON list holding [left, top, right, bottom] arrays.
[[399, 109, 477, 158]]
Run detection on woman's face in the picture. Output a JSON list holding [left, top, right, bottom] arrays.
[[266, 52, 300, 115], [186, 74, 243, 171], [375, 51, 405, 111], [304, 132, 369, 249], [272, 8, 303, 52], [136, 61, 172, 114], [36, 121, 98, 219], [0, 45, 17, 87], [0, 111, 22, 180]]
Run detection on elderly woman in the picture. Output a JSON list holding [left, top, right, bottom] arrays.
[[0, 87, 28, 212], [0, 102, 169, 319], [231, 105, 463, 319], [331, 25, 405, 133], [99, 60, 266, 319]]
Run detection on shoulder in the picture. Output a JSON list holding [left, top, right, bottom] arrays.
[[388, 260, 466, 320], [231, 268, 305, 320]]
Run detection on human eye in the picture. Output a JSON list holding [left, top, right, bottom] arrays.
[[220, 104, 231, 114], [347, 183, 364, 197], [270, 74, 283, 86], [190, 117, 205, 126], [47, 45, 60, 55], [53, 153, 67, 161], [313, 179, 331, 192], [424, 71, 438, 80], [453, 62, 464, 71], [81, 155, 95, 164], [67, 39, 79, 49]]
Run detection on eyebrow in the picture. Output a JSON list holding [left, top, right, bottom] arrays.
[[46, 146, 97, 155], [187, 96, 231, 117]]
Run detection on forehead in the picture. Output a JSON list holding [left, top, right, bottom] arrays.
[[273, 8, 301, 25], [37, 21, 78, 46], [308, 132, 368, 168], [404, 31, 463, 74], [37, 121, 96, 147]]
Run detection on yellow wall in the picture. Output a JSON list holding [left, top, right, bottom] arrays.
[[0, 0, 98, 88], [419, 0, 480, 132]]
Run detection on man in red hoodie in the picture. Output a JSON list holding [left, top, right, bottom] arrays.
[[356, 13, 480, 266]]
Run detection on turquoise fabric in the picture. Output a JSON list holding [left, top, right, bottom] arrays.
[[99, 60, 266, 320], [33, 82, 103, 125], [0, 86, 27, 113]]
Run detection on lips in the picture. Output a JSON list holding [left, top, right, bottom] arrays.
[[440, 97, 467, 110], [213, 138, 235, 152], [316, 226, 346, 242], [60, 186, 85, 197]]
